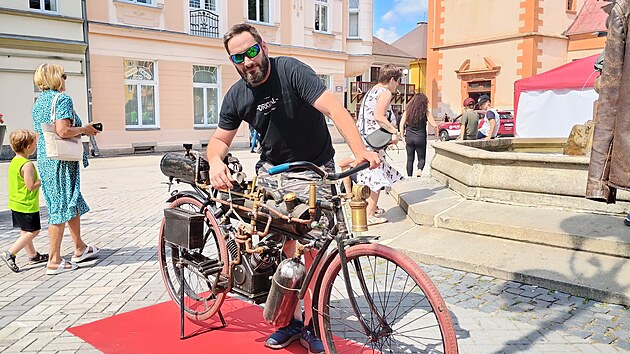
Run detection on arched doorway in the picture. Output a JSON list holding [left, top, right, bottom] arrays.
[[455, 57, 500, 108]]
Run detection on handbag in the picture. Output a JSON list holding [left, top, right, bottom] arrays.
[[360, 88, 393, 150], [42, 93, 83, 161]]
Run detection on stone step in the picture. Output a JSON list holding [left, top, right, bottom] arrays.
[[375, 223, 630, 306], [391, 179, 630, 259]]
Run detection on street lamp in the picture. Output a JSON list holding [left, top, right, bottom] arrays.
[[402, 69, 409, 112]]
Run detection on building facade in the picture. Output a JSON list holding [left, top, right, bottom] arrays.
[[86, 0, 374, 154], [0, 0, 88, 157], [426, 0, 599, 119], [392, 22, 428, 96]]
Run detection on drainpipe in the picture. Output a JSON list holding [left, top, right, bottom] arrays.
[[81, 0, 100, 156]]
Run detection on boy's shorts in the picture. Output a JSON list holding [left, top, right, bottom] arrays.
[[11, 210, 41, 232]]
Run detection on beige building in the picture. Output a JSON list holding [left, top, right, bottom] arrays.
[[392, 22, 428, 96], [0, 0, 88, 157], [86, 0, 374, 154], [426, 0, 605, 119]]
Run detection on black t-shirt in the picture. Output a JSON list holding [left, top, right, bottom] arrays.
[[219, 57, 335, 166], [405, 112, 427, 135]]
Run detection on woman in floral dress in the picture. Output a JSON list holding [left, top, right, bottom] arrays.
[[356, 64, 405, 225], [32, 63, 101, 275]]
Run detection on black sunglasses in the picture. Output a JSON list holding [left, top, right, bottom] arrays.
[[61, 73, 67, 80], [230, 43, 261, 64]]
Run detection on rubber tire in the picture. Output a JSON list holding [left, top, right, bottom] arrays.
[[317, 243, 458, 353], [158, 195, 229, 321]]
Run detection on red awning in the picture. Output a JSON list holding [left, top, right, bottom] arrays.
[[514, 53, 600, 119]]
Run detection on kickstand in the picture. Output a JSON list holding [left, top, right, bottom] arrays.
[[217, 309, 226, 328], [179, 258, 186, 340], [178, 255, 227, 339]]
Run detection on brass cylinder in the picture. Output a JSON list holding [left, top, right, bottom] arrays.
[[309, 183, 317, 215], [351, 184, 371, 201], [283, 192, 298, 213], [249, 175, 258, 194], [349, 200, 368, 232]]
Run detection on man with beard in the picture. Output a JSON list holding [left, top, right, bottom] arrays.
[[206, 23, 380, 354]]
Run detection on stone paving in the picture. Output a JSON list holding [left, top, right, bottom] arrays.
[[0, 144, 627, 353]]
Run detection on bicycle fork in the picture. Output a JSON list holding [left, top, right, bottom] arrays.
[[336, 213, 392, 343]]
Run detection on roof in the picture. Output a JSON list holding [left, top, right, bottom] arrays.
[[391, 23, 428, 59], [514, 54, 599, 92], [372, 37, 414, 59], [565, 0, 608, 36], [514, 54, 600, 119]]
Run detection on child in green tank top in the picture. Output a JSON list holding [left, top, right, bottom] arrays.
[[1, 130, 48, 273]]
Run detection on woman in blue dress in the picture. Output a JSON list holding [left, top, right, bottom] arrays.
[[32, 63, 101, 275]]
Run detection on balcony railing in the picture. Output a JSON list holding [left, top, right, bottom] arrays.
[[190, 9, 219, 38], [350, 81, 416, 104]]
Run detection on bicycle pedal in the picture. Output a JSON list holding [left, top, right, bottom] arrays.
[[198, 258, 221, 269], [213, 276, 229, 293], [202, 265, 223, 277]]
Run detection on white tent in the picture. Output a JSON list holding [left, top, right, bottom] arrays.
[[514, 54, 600, 137]]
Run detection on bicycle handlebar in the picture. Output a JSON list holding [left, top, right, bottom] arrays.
[[267, 161, 369, 181]]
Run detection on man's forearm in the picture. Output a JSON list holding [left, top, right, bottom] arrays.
[[331, 111, 368, 155], [206, 136, 230, 164]]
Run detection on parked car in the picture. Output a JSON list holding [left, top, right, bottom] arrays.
[[438, 110, 514, 141]]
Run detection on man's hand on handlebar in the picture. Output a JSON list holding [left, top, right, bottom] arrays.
[[210, 161, 234, 190], [353, 150, 381, 169]]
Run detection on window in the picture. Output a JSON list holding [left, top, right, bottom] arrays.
[[190, 0, 216, 11], [248, 0, 270, 23], [123, 60, 158, 128], [567, 0, 576, 12], [370, 67, 379, 82], [315, 0, 329, 32], [127, 0, 154, 4], [29, 0, 57, 11], [349, 0, 359, 37], [193, 65, 220, 127]]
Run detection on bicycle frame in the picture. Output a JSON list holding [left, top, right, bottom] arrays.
[[167, 185, 384, 337]]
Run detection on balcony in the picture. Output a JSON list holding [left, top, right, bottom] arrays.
[[189, 9, 219, 38], [350, 81, 416, 104]]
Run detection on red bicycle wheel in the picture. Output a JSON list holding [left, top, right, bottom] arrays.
[[318, 243, 458, 353], [158, 196, 229, 321]]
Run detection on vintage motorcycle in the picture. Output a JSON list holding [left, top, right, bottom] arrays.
[[158, 144, 458, 353]]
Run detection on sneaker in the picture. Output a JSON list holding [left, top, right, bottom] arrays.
[[300, 325, 325, 354], [265, 318, 303, 349], [1, 251, 19, 273], [625, 214, 630, 227]]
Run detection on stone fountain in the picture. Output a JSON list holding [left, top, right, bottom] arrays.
[[430, 137, 630, 215]]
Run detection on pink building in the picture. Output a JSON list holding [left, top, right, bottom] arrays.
[[86, 0, 374, 154]]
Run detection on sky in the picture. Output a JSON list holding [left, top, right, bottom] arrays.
[[373, 0, 428, 43]]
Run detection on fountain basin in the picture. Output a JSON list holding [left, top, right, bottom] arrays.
[[430, 138, 629, 214]]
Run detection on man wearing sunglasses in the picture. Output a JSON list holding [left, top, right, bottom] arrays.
[[207, 23, 380, 354]]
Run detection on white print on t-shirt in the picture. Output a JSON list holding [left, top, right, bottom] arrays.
[[257, 96, 278, 115]]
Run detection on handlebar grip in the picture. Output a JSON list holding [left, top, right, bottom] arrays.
[[326, 161, 370, 181], [268, 163, 291, 175]]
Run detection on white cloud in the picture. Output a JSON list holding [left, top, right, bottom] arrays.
[[382, 0, 428, 23], [375, 27, 400, 44], [381, 10, 395, 23]]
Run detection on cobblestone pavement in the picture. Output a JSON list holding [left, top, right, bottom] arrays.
[[0, 145, 628, 353]]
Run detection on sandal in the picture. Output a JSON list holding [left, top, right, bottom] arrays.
[[1, 251, 19, 273], [46, 259, 78, 275], [375, 207, 386, 215], [28, 252, 49, 264], [367, 216, 388, 226], [71, 244, 100, 263]]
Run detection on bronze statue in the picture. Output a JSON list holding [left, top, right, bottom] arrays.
[[586, 0, 630, 203]]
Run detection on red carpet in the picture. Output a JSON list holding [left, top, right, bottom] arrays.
[[68, 297, 306, 353]]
